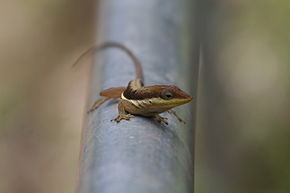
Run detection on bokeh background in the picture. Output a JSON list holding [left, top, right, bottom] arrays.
[[0, 0, 289, 193], [0, 0, 97, 192], [196, 1, 290, 193]]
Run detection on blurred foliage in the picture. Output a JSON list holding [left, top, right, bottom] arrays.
[[0, 0, 96, 193], [196, 0, 290, 193]]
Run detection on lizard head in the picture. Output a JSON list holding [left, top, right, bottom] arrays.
[[135, 85, 192, 110], [156, 85, 192, 108], [122, 85, 192, 114]]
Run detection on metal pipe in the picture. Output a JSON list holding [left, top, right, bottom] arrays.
[[77, 0, 199, 193]]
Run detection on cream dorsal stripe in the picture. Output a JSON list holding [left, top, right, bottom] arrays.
[[121, 92, 155, 107]]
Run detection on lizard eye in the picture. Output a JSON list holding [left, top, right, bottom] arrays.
[[161, 90, 173, 100]]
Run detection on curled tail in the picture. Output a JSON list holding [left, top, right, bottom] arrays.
[[72, 42, 143, 81]]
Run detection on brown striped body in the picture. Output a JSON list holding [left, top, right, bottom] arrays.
[[120, 79, 192, 116], [76, 42, 193, 124]]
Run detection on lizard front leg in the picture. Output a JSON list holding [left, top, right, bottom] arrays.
[[111, 100, 134, 123], [167, 109, 186, 124], [154, 114, 168, 125]]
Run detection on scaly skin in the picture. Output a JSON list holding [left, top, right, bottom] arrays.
[[74, 42, 192, 124]]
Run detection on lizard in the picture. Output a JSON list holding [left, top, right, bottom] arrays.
[[73, 42, 192, 125]]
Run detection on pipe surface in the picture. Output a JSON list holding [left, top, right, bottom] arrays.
[[78, 0, 199, 193]]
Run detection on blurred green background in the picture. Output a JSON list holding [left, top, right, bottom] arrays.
[[196, 1, 290, 193], [0, 0, 289, 193]]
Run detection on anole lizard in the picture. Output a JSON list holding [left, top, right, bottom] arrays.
[[74, 42, 192, 125]]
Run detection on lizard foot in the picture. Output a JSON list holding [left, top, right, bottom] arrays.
[[111, 114, 134, 123]]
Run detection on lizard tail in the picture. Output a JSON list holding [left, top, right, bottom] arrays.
[[72, 42, 143, 81]]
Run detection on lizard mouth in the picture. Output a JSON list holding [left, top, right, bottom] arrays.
[[161, 98, 192, 108]]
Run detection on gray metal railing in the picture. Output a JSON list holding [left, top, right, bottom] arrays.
[[77, 0, 199, 193]]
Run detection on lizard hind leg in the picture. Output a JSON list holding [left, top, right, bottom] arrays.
[[88, 97, 110, 113], [88, 87, 126, 113], [100, 87, 126, 98], [111, 100, 134, 123]]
